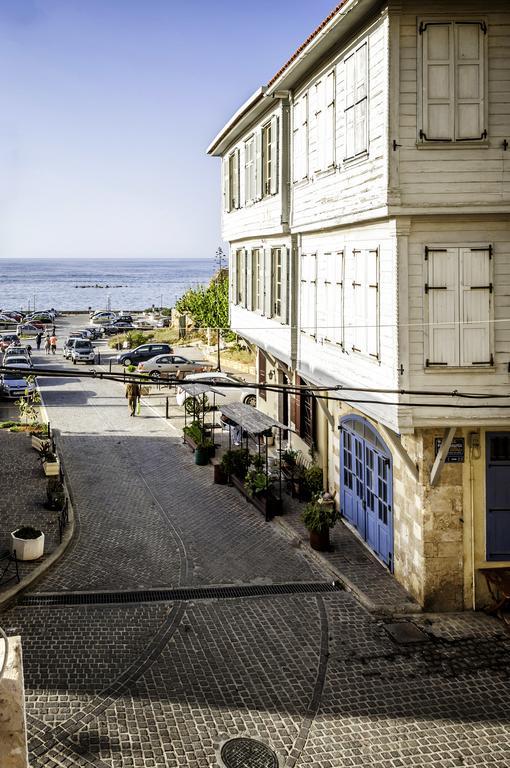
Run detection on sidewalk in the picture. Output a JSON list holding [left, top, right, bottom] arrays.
[[0, 430, 73, 605]]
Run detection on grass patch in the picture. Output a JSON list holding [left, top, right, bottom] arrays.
[[0, 420, 18, 429]]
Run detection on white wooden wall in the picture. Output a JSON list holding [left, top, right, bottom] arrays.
[[221, 102, 288, 243], [397, 1, 510, 210], [292, 15, 389, 230], [405, 215, 510, 426], [297, 220, 401, 433]]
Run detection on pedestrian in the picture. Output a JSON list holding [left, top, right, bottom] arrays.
[[44, 334, 51, 355], [51, 324, 56, 336], [125, 381, 141, 417], [36, 331, 43, 350], [49, 333, 57, 355]]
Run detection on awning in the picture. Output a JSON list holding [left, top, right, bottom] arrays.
[[178, 382, 225, 398], [220, 402, 287, 435]]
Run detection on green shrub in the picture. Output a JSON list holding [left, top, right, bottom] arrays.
[[303, 464, 324, 498], [301, 499, 339, 533], [244, 469, 269, 497], [220, 448, 251, 479]]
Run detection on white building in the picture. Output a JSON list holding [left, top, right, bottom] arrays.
[[208, 0, 510, 610]]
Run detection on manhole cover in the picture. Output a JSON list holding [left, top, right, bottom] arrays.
[[221, 738, 279, 768]]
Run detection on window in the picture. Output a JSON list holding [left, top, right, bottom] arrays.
[[318, 251, 344, 345], [294, 377, 316, 447], [420, 21, 487, 142], [262, 117, 279, 196], [313, 70, 336, 172], [235, 248, 246, 306], [425, 246, 492, 367], [272, 248, 282, 318], [344, 43, 368, 160], [293, 94, 308, 182], [300, 253, 317, 337], [244, 136, 256, 204], [350, 248, 379, 358], [223, 151, 239, 211], [258, 349, 266, 401], [252, 248, 262, 312]]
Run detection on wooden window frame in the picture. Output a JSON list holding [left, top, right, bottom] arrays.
[[344, 42, 368, 162]]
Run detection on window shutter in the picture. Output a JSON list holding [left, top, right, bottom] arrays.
[[334, 251, 344, 346], [345, 52, 356, 158], [366, 249, 379, 359], [264, 248, 273, 318], [455, 24, 485, 140], [255, 130, 263, 200], [460, 247, 492, 365], [280, 246, 288, 324], [292, 98, 302, 183], [258, 350, 266, 401], [351, 250, 365, 352], [230, 248, 236, 304], [354, 45, 368, 155], [270, 116, 279, 195], [427, 247, 459, 366], [325, 70, 336, 168], [314, 79, 325, 172], [232, 150, 240, 209], [422, 24, 454, 141], [246, 250, 253, 311], [244, 138, 255, 205], [294, 94, 308, 181], [316, 253, 328, 340], [223, 157, 230, 212]]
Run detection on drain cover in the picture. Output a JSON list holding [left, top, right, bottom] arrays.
[[221, 738, 279, 768], [385, 621, 429, 645]]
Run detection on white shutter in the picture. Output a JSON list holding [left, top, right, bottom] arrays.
[[223, 157, 230, 212], [264, 248, 273, 317], [255, 130, 263, 199], [230, 248, 236, 304], [354, 45, 367, 155], [294, 94, 308, 180], [279, 247, 288, 324], [422, 24, 454, 141], [325, 70, 336, 168], [292, 98, 302, 183], [460, 247, 492, 365], [344, 52, 355, 159], [455, 24, 485, 140], [316, 253, 328, 340], [427, 247, 459, 366], [244, 137, 255, 205], [270, 115, 279, 194], [314, 79, 325, 172], [246, 250, 253, 311], [351, 250, 365, 352], [366, 249, 379, 359], [333, 251, 344, 346], [232, 150, 240, 209]]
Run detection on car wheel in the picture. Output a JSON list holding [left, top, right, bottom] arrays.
[[150, 371, 161, 381], [123, 358, 132, 366], [72, 359, 76, 365], [243, 394, 257, 407]]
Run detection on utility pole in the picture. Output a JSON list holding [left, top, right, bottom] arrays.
[[215, 247, 225, 372]]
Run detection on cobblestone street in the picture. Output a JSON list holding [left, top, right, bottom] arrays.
[[2, 330, 510, 767]]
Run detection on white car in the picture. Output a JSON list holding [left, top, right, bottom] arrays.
[[137, 354, 212, 380], [71, 340, 95, 364], [3, 347, 32, 364], [4, 355, 33, 370], [133, 319, 156, 330], [90, 311, 117, 325], [0, 371, 36, 399], [176, 371, 257, 407]]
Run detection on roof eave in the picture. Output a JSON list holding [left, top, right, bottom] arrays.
[[207, 86, 267, 157]]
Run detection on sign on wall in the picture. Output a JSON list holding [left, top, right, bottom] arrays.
[[434, 437, 465, 463]]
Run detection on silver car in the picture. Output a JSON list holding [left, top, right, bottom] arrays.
[[137, 354, 212, 380], [0, 371, 36, 399], [175, 371, 257, 407]]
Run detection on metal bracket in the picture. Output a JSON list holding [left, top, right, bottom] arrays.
[[471, 245, 492, 258], [426, 359, 448, 367], [425, 246, 447, 260], [424, 284, 447, 294], [470, 283, 493, 293], [392, 139, 402, 151], [503, 140, 509, 151], [472, 354, 494, 366], [457, 130, 488, 141], [420, 129, 451, 142]]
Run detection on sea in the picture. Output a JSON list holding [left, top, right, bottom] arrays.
[[0, 257, 217, 313]]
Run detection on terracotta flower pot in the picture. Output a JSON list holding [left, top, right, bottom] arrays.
[[309, 528, 330, 552]]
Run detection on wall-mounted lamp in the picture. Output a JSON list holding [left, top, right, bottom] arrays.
[[268, 370, 275, 380]]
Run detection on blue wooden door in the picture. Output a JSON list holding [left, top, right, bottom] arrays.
[[340, 418, 393, 569], [486, 432, 510, 561]]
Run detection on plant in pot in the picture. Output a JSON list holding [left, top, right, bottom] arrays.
[[301, 463, 324, 501], [281, 448, 298, 470], [37, 441, 60, 477], [301, 496, 339, 551], [11, 525, 45, 561], [244, 468, 270, 498], [194, 437, 214, 466], [45, 477, 65, 511], [220, 448, 251, 480]]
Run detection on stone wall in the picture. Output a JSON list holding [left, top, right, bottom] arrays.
[[0, 636, 29, 768]]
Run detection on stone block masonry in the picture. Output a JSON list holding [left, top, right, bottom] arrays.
[[0, 636, 29, 768]]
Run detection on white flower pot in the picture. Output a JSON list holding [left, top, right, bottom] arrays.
[[43, 459, 60, 477], [11, 530, 45, 561], [31, 435, 47, 451]]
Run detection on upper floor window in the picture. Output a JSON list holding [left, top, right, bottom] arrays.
[[272, 248, 283, 318], [312, 70, 336, 172], [235, 248, 246, 305], [293, 94, 309, 182], [419, 21, 487, 143], [252, 248, 263, 312], [244, 136, 256, 205], [300, 253, 317, 337], [223, 150, 240, 212], [350, 248, 379, 359], [262, 117, 279, 196], [425, 245, 493, 368], [344, 43, 368, 160], [318, 251, 344, 346]]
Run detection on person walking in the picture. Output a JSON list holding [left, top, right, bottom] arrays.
[[44, 334, 51, 355], [35, 331, 43, 351], [125, 381, 141, 417], [49, 333, 57, 355]]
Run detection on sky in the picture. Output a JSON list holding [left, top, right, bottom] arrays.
[[0, 0, 337, 260]]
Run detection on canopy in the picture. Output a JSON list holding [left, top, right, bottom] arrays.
[[178, 382, 225, 398], [220, 402, 287, 435]]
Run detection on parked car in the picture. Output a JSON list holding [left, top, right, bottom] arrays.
[[90, 311, 117, 325], [83, 326, 102, 340], [71, 340, 95, 364], [137, 354, 212, 380], [63, 338, 79, 359], [132, 319, 156, 330], [0, 371, 36, 399], [1, 311, 24, 322], [4, 346, 31, 362], [101, 322, 137, 335], [116, 314, 133, 323], [117, 343, 173, 366], [17, 321, 45, 333], [0, 334, 20, 351], [176, 371, 258, 407], [25, 313, 53, 324]]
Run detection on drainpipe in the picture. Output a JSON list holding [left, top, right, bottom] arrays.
[[321, 394, 330, 492]]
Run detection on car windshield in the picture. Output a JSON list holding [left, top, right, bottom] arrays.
[[75, 341, 92, 348], [4, 373, 25, 381], [6, 358, 28, 365]]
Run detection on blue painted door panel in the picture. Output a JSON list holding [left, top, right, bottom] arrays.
[[486, 432, 510, 561]]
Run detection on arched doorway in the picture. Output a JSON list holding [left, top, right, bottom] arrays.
[[340, 416, 393, 570]]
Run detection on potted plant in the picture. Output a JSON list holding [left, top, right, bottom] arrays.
[[301, 496, 339, 551], [45, 478, 65, 511], [31, 422, 50, 451], [301, 463, 324, 501], [194, 438, 214, 466], [244, 468, 270, 497], [37, 441, 60, 477], [220, 448, 251, 480], [11, 526, 45, 560]]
